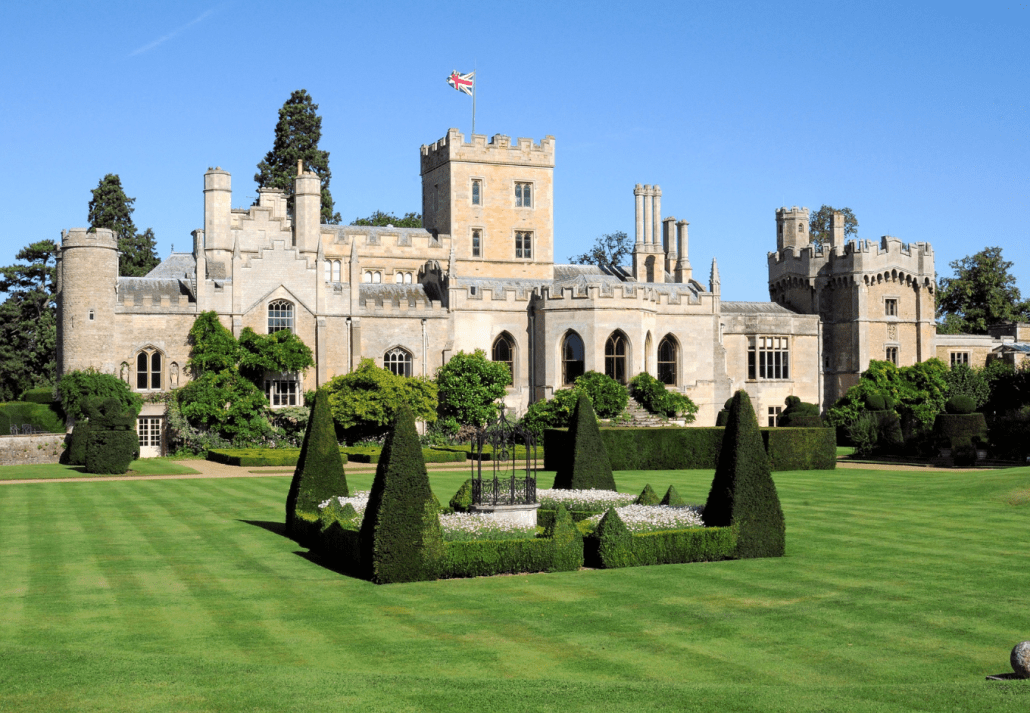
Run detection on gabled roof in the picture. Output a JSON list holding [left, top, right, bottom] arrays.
[[145, 253, 196, 279], [720, 301, 798, 314]]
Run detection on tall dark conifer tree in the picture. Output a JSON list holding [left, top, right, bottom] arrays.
[[0, 240, 58, 399], [87, 174, 159, 277], [255, 89, 341, 224]]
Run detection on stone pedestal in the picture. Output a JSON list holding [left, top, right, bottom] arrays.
[[467, 502, 541, 528]]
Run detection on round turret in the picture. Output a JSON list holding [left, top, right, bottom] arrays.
[[58, 228, 119, 376]]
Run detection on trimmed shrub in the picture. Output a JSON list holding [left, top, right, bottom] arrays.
[[84, 398, 139, 475], [715, 410, 730, 427], [0, 402, 66, 435], [778, 396, 822, 428], [358, 404, 442, 584], [626, 526, 737, 567], [286, 388, 348, 537], [536, 509, 604, 529], [209, 448, 304, 467], [575, 371, 628, 418], [635, 484, 661, 505], [863, 393, 886, 411], [56, 368, 141, 422], [590, 507, 636, 569], [544, 426, 835, 471], [628, 372, 698, 420], [344, 446, 464, 464], [945, 395, 976, 415], [20, 387, 57, 405], [65, 419, 90, 465], [989, 408, 1030, 460], [543, 505, 584, 572], [432, 444, 541, 462], [933, 413, 989, 450], [551, 393, 616, 490], [660, 485, 686, 506], [702, 390, 785, 559], [449, 478, 474, 512]]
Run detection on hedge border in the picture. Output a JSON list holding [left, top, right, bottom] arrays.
[[543, 426, 835, 471], [584, 525, 737, 568]]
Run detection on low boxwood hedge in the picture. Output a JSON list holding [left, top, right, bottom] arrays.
[[543, 426, 835, 471], [208, 448, 340, 467], [584, 517, 737, 569], [346, 447, 465, 464], [430, 445, 543, 462], [536, 508, 603, 529]]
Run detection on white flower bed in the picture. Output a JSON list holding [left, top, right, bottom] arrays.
[[438, 512, 536, 542], [537, 488, 636, 512], [584, 504, 705, 533], [318, 491, 370, 515]]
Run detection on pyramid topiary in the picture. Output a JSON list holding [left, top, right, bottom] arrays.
[[544, 504, 584, 572], [286, 388, 348, 536], [635, 484, 661, 505], [593, 507, 636, 568], [449, 478, 473, 512], [660, 485, 686, 506], [702, 390, 785, 558], [552, 392, 615, 490], [359, 404, 443, 584]]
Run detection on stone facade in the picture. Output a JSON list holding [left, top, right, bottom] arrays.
[[0, 434, 67, 466], [57, 127, 951, 455]]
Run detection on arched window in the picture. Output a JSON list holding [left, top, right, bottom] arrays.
[[404, 272, 412, 284], [605, 331, 628, 384], [135, 347, 162, 390], [268, 300, 294, 334], [384, 347, 412, 377], [363, 271, 372, 284], [658, 335, 677, 385], [324, 260, 331, 282], [562, 332, 585, 385], [332, 260, 341, 282], [644, 332, 653, 374], [395, 272, 404, 284], [492, 333, 515, 383], [373, 271, 382, 284]]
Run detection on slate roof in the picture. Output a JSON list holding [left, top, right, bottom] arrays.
[[145, 253, 197, 279], [720, 301, 798, 314]]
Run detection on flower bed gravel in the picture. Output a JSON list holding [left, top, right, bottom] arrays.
[[584, 504, 705, 533], [537, 488, 636, 512]]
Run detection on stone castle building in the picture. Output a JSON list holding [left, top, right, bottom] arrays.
[[61, 125, 1018, 456]]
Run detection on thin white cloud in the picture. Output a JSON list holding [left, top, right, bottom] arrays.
[[129, 7, 217, 57]]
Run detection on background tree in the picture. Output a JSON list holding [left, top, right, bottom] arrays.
[[88, 174, 160, 277], [808, 205, 858, 247], [0, 240, 58, 400], [568, 231, 631, 269], [255, 89, 341, 224], [435, 349, 511, 428], [352, 211, 422, 228], [936, 246, 1030, 334], [324, 359, 437, 442]]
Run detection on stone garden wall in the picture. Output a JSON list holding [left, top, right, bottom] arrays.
[[0, 433, 67, 466]]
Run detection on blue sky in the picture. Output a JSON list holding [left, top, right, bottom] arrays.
[[1, 0, 1027, 302]]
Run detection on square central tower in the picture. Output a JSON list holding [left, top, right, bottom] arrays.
[[420, 128, 555, 280]]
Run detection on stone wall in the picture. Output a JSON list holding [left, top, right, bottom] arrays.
[[0, 433, 67, 466]]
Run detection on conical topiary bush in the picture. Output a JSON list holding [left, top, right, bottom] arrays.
[[552, 392, 615, 490], [660, 485, 686, 506], [286, 388, 348, 537], [635, 484, 660, 505], [358, 404, 443, 584], [702, 390, 785, 558]]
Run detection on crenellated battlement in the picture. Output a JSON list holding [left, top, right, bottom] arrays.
[[420, 128, 555, 174], [62, 227, 119, 250], [768, 236, 935, 288]]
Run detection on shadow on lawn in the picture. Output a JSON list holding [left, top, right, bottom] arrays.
[[239, 519, 367, 580]]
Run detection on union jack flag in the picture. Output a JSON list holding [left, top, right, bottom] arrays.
[[447, 70, 474, 96]]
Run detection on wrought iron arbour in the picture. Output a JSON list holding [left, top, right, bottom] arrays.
[[469, 406, 538, 506]]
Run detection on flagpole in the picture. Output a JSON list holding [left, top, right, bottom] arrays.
[[472, 62, 477, 138]]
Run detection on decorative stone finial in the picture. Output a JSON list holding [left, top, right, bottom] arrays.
[[710, 258, 721, 295], [1012, 641, 1030, 678], [297, 159, 303, 176]]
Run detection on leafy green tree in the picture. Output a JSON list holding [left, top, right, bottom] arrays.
[[435, 349, 511, 427], [178, 311, 314, 443], [808, 205, 858, 247], [575, 371, 628, 418], [255, 89, 341, 224], [568, 231, 632, 269], [936, 247, 1030, 334], [828, 358, 949, 430], [0, 240, 58, 400], [56, 368, 141, 422], [88, 174, 159, 277], [702, 389, 785, 559], [324, 359, 437, 442], [351, 211, 422, 228], [944, 364, 990, 409]]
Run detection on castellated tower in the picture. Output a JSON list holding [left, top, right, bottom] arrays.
[[57, 228, 119, 376], [768, 207, 936, 406], [420, 128, 555, 280]]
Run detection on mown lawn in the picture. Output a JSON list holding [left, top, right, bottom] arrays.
[[1, 465, 1028, 711], [0, 459, 199, 481]]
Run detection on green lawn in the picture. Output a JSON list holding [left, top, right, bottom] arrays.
[[0, 458, 199, 481], [1, 466, 1029, 711]]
